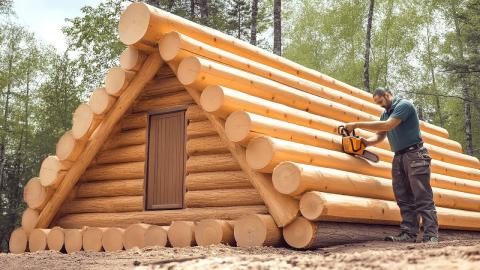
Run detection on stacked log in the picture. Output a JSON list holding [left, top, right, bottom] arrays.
[[47, 226, 64, 252], [167, 221, 196, 247], [123, 223, 151, 249], [82, 227, 106, 252], [233, 214, 282, 247], [194, 219, 235, 246], [28, 229, 50, 252], [9, 228, 28, 254], [144, 225, 169, 247], [102, 227, 125, 252], [24, 177, 53, 210]]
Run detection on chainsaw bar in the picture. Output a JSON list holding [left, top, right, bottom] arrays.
[[358, 150, 379, 163]]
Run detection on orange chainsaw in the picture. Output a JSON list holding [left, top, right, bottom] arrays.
[[338, 125, 379, 163]]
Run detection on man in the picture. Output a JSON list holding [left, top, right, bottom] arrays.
[[344, 88, 439, 243]]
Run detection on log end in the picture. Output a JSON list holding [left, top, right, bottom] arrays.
[[9, 228, 28, 254], [225, 111, 252, 143], [64, 229, 83, 254], [234, 215, 268, 247], [194, 219, 233, 246], [123, 223, 150, 250], [167, 221, 196, 247], [120, 46, 146, 71], [118, 2, 151, 45], [39, 156, 66, 187], [29, 229, 49, 252], [299, 192, 326, 221], [177, 56, 201, 86], [159, 32, 181, 62], [56, 131, 77, 161], [105, 67, 134, 97], [102, 228, 125, 252], [144, 225, 168, 248], [283, 217, 315, 249], [24, 177, 48, 210], [72, 103, 95, 140], [89, 87, 115, 115], [200, 85, 224, 113], [21, 208, 39, 234], [246, 137, 274, 171], [82, 227, 104, 252], [46, 226, 64, 252], [272, 162, 302, 196]]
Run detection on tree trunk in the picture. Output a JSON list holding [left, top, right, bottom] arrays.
[[273, 0, 281, 55], [190, 0, 195, 19], [363, 0, 374, 92], [199, 0, 208, 24], [250, 0, 258, 45], [425, 26, 445, 127]]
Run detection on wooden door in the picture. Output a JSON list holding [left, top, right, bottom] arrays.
[[145, 107, 186, 210]]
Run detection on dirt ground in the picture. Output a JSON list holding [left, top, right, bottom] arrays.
[[1, 239, 480, 270]]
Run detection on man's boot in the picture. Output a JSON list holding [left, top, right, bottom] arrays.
[[422, 236, 439, 244], [384, 231, 416, 242]]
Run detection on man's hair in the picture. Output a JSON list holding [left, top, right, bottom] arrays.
[[373, 87, 392, 97]]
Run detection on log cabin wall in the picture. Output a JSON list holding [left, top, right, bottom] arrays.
[[54, 67, 266, 228]]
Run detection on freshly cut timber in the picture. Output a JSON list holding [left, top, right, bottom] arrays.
[[144, 225, 168, 248], [234, 214, 282, 247], [94, 144, 146, 165], [202, 86, 477, 168], [64, 229, 83, 253], [72, 103, 102, 141], [56, 131, 86, 162], [22, 208, 39, 234], [283, 217, 399, 249], [81, 162, 145, 182], [23, 177, 53, 210], [185, 189, 263, 208], [29, 229, 50, 252], [105, 67, 136, 97], [123, 223, 151, 249], [101, 128, 146, 150], [9, 228, 28, 254], [167, 221, 196, 247], [102, 227, 125, 252], [46, 226, 64, 252], [187, 120, 216, 139], [89, 88, 116, 116], [83, 227, 106, 252], [76, 179, 144, 198], [186, 153, 241, 173], [39, 156, 72, 188], [194, 219, 235, 246], [185, 105, 207, 122], [272, 162, 480, 212], [61, 196, 143, 214], [186, 135, 229, 156], [120, 46, 147, 71], [121, 113, 147, 130], [185, 171, 253, 191], [299, 192, 480, 230]]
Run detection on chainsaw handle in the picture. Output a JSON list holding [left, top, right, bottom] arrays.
[[338, 125, 357, 137]]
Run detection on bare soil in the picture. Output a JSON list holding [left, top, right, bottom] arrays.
[[1, 239, 480, 270]]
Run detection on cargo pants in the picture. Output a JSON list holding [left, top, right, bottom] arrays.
[[392, 146, 439, 238]]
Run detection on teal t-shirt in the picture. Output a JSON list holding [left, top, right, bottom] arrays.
[[380, 97, 422, 152]]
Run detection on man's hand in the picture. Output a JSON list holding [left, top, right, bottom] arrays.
[[344, 123, 357, 133], [360, 137, 369, 147]]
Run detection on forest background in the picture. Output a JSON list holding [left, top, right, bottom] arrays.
[[0, 0, 478, 252]]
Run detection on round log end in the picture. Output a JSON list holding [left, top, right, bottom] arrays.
[[47, 227, 64, 252], [118, 2, 150, 45], [89, 87, 115, 115], [72, 103, 94, 140], [82, 227, 104, 252], [29, 229, 50, 252], [105, 67, 133, 97], [200, 85, 224, 113], [56, 131, 78, 161], [9, 228, 28, 254], [272, 162, 302, 196], [167, 221, 196, 247], [64, 229, 83, 253], [177, 56, 202, 86], [123, 223, 151, 250], [39, 156, 62, 187], [120, 46, 145, 71], [225, 111, 252, 143], [299, 192, 326, 221], [234, 215, 268, 247], [23, 177, 48, 210], [21, 208, 39, 234], [102, 228, 125, 252], [159, 32, 181, 61], [246, 137, 274, 171], [194, 219, 233, 246], [144, 225, 168, 248], [283, 217, 315, 249]]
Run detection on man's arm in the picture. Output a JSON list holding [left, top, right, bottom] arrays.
[[362, 132, 387, 147], [346, 117, 402, 132]]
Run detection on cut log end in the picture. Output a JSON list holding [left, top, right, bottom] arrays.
[[82, 227, 105, 252], [56, 131, 84, 161], [118, 2, 151, 45], [225, 111, 252, 143], [72, 103, 95, 140], [167, 221, 196, 247], [24, 177, 49, 210], [200, 85, 225, 113], [9, 228, 28, 254], [64, 229, 83, 254], [123, 223, 151, 249], [272, 162, 302, 196], [299, 192, 327, 221], [194, 219, 234, 246], [282, 217, 316, 249], [246, 137, 274, 171], [47, 227, 64, 252], [102, 228, 125, 252], [21, 208, 39, 234], [89, 87, 116, 115], [120, 46, 146, 71], [29, 229, 50, 252], [39, 156, 67, 188], [144, 225, 168, 248], [105, 67, 135, 97], [159, 32, 181, 61], [177, 56, 202, 85], [234, 214, 282, 247]]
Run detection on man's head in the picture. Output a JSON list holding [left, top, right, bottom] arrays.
[[373, 87, 394, 109]]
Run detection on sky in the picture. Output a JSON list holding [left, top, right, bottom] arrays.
[[13, 0, 103, 52]]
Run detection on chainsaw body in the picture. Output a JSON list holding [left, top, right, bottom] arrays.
[[338, 126, 379, 163]]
